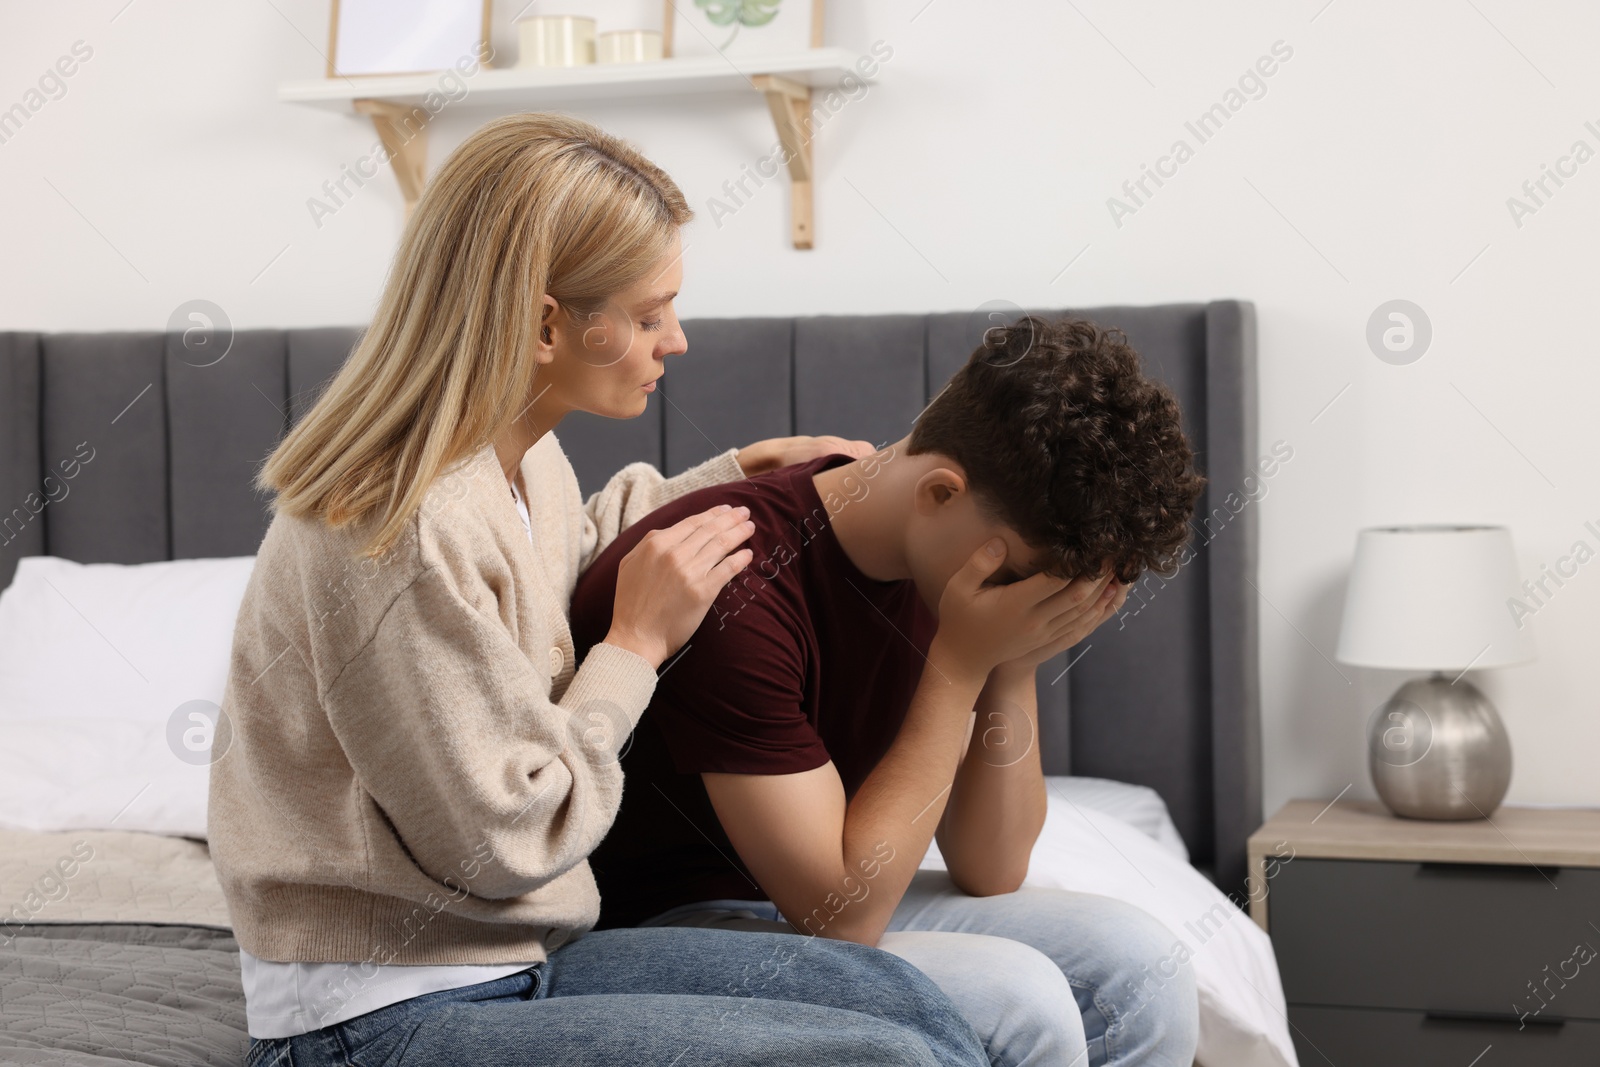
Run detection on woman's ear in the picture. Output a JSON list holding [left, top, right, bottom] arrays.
[[535, 296, 560, 365]]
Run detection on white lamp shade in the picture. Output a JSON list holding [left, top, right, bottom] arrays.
[[1336, 525, 1535, 671]]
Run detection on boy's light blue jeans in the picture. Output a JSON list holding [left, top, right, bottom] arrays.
[[242, 925, 988, 1067], [646, 872, 1201, 1067]]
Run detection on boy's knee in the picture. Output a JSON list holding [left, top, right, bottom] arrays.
[[958, 938, 1088, 1065], [1027, 892, 1198, 1044], [982, 936, 1074, 1008], [1096, 903, 1200, 1051], [884, 930, 1084, 1061]]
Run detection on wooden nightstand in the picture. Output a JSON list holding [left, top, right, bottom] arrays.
[[1247, 798, 1600, 1065]]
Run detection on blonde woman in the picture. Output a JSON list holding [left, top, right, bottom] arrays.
[[209, 113, 987, 1067]]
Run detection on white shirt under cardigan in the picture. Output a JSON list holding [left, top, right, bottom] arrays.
[[240, 467, 543, 1038]]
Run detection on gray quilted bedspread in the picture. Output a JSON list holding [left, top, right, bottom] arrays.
[[0, 924, 248, 1067]]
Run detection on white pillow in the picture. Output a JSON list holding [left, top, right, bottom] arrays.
[[0, 719, 212, 839], [0, 554, 256, 838], [920, 786, 1296, 1067]]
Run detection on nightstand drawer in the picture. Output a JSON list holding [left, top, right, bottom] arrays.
[[1289, 1005, 1600, 1065], [1269, 858, 1600, 1020]]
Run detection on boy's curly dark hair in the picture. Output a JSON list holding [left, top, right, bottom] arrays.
[[909, 315, 1206, 584]]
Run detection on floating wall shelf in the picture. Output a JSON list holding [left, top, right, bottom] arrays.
[[278, 47, 872, 248]]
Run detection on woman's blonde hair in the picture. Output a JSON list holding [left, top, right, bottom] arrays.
[[257, 112, 692, 559]]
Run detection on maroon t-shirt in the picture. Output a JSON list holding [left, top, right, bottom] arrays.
[[570, 453, 935, 928]]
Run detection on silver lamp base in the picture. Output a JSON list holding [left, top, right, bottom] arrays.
[[1367, 674, 1512, 820]]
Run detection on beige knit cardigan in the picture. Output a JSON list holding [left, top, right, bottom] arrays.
[[207, 433, 745, 965]]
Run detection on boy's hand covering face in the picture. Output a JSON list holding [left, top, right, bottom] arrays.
[[998, 572, 1129, 673], [932, 540, 1124, 678]]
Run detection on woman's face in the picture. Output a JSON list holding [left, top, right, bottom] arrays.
[[536, 236, 687, 422]]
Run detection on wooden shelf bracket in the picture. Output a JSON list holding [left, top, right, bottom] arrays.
[[353, 99, 431, 218], [750, 73, 814, 250]]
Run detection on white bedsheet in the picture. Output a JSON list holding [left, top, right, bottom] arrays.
[[1040, 775, 1190, 862]]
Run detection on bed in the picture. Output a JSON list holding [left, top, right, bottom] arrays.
[[0, 302, 1286, 1065]]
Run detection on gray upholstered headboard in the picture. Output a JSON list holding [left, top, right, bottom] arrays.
[[0, 301, 1259, 891]]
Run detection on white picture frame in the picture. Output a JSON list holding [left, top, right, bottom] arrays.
[[664, 0, 821, 60], [328, 0, 494, 78]]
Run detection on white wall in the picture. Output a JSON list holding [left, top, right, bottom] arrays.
[[3, 0, 1596, 816]]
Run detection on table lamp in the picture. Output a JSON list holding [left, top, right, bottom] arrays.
[[1335, 525, 1535, 820]]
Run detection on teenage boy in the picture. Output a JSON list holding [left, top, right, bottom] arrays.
[[571, 316, 1209, 1067]]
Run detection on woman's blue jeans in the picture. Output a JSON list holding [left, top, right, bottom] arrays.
[[243, 925, 987, 1067]]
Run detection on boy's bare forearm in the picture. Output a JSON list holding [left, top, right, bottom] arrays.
[[938, 665, 1048, 894], [825, 641, 985, 943]]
